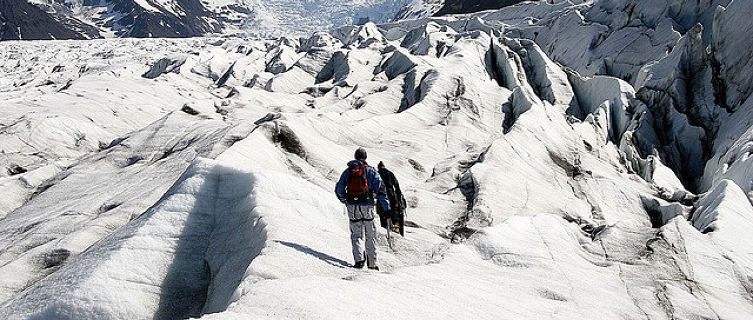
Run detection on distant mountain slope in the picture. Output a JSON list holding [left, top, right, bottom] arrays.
[[434, 0, 527, 15], [1, 0, 417, 40], [0, 0, 539, 41], [1, 0, 245, 40], [0, 0, 91, 40], [94, 0, 222, 37]]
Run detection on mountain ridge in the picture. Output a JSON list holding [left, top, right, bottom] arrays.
[[1, 0, 541, 41], [1, 0, 241, 40]]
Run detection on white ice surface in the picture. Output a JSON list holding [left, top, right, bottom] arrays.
[[241, 0, 413, 38], [1, 1, 753, 319]]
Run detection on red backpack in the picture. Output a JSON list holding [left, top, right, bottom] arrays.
[[346, 164, 370, 203]]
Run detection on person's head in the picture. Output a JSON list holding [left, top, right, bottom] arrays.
[[378, 161, 385, 170], [354, 147, 367, 160]]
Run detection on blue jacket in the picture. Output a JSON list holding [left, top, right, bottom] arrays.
[[335, 160, 390, 211]]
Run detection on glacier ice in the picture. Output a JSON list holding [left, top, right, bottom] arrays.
[[1, 0, 753, 318]]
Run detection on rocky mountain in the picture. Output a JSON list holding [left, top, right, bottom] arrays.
[[1, 0, 246, 40], [434, 0, 528, 15], [0, 0, 95, 40], [1, 0, 427, 40], [1, 0, 547, 41]]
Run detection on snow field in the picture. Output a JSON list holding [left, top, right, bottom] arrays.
[[1, 0, 753, 318], [0, 159, 266, 318]]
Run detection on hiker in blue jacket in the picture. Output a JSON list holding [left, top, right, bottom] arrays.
[[335, 147, 389, 270]]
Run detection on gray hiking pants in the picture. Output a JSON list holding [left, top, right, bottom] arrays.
[[347, 205, 377, 267]]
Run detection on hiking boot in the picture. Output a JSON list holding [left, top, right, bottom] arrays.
[[353, 260, 365, 269], [368, 265, 379, 271]]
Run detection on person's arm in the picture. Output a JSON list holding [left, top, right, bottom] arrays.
[[390, 171, 404, 210], [334, 170, 348, 203], [389, 171, 402, 197], [369, 167, 390, 211]]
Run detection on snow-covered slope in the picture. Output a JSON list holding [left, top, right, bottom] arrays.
[[394, 0, 446, 20], [1, 0, 753, 318]]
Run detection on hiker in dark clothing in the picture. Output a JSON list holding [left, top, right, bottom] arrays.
[[377, 161, 406, 236]]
